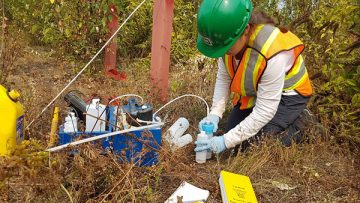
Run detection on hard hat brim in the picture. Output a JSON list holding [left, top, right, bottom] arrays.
[[196, 34, 240, 58]]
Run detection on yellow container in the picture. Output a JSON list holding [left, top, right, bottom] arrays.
[[0, 85, 25, 155]]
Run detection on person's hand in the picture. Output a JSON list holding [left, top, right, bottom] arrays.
[[194, 136, 226, 154], [198, 114, 219, 133]]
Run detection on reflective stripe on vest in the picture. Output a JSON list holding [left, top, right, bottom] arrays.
[[284, 55, 307, 90], [223, 24, 312, 109]]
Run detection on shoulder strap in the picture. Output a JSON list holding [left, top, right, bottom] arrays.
[[248, 24, 304, 59]]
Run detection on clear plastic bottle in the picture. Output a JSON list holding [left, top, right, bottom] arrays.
[[64, 112, 78, 133], [86, 99, 106, 132], [196, 131, 208, 164], [201, 120, 215, 159], [166, 117, 189, 143], [173, 133, 193, 150], [116, 108, 130, 130]]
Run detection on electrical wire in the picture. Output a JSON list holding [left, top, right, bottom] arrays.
[[26, 0, 148, 130], [153, 94, 210, 119], [109, 94, 144, 105]]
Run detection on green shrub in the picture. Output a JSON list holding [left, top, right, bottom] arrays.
[[6, 0, 201, 61]]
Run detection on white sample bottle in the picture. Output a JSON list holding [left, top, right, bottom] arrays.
[[166, 117, 189, 143], [64, 112, 78, 133], [201, 120, 215, 160], [120, 111, 130, 130], [115, 107, 130, 130], [195, 131, 208, 164], [173, 133, 193, 150], [86, 99, 106, 132]]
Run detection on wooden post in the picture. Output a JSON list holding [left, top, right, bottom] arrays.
[[104, 4, 126, 81], [150, 0, 174, 103]]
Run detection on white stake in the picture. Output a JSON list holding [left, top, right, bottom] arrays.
[[47, 122, 163, 152]]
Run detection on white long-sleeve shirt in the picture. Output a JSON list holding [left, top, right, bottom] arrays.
[[210, 50, 297, 148]]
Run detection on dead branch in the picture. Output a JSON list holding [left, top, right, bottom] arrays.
[[289, 12, 311, 30], [345, 40, 360, 54]]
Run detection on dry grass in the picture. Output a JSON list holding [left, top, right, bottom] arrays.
[[0, 35, 359, 202]]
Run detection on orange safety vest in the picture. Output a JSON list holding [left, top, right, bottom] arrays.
[[223, 24, 313, 110]]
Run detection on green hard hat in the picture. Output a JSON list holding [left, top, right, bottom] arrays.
[[197, 0, 253, 58]]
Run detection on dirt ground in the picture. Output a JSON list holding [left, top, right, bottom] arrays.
[[1, 38, 359, 202]]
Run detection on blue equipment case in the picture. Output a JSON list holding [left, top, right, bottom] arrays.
[[58, 106, 162, 166]]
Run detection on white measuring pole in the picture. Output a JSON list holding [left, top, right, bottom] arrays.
[[47, 122, 163, 152]]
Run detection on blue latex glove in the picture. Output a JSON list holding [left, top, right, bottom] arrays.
[[198, 114, 219, 133], [194, 136, 226, 154]]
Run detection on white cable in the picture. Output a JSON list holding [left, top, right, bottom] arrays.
[[136, 118, 160, 124], [26, 0, 148, 130], [46, 122, 163, 152], [109, 94, 144, 105], [153, 94, 210, 118]]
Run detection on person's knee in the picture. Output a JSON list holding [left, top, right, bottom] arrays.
[[278, 125, 303, 147], [262, 123, 302, 147], [262, 123, 284, 134]]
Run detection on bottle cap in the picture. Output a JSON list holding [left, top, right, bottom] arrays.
[[201, 121, 214, 134], [92, 98, 100, 104], [153, 116, 161, 122], [8, 90, 20, 101]]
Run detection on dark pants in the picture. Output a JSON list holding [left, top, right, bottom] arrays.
[[225, 94, 310, 151]]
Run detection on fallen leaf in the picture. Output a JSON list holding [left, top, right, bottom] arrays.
[[303, 166, 320, 178], [271, 181, 297, 191]]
